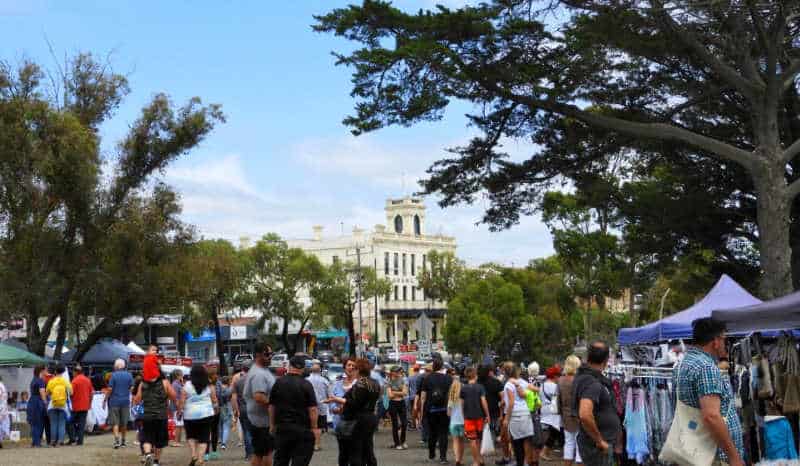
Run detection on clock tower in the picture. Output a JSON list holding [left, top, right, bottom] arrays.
[[385, 197, 426, 236]]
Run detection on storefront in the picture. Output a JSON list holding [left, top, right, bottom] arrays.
[[220, 324, 258, 360], [184, 329, 216, 363]]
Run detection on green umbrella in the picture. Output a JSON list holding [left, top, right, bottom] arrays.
[[0, 342, 46, 367]]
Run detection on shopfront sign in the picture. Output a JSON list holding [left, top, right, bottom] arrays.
[[229, 326, 247, 340]]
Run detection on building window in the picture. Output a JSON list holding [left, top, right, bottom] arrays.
[[403, 286, 407, 301], [386, 290, 391, 302], [414, 215, 421, 235], [332, 255, 339, 265], [386, 324, 392, 340], [422, 254, 427, 272], [421, 287, 425, 301], [394, 215, 403, 234], [402, 254, 407, 276], [394, 286, 399, 300], [412, 287, 416, 301], [411, 254, 416, 276], [394, 253, 399, 275], [432, 321, 438, 342], [384, 252, 389, 275]]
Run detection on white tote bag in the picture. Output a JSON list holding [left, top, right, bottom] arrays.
[[659, 364, 718, 466], [480, 422, 495, 455]]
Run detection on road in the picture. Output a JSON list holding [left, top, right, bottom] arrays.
[[0, 424, 529, 466]]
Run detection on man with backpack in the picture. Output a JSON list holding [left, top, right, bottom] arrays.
[[45, 363, 72, 447], [420, 355, 452, 464]]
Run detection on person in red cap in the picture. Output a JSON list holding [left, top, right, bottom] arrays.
[[540, 365, 563, 461]]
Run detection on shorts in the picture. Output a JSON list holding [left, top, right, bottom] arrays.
[[141, 419, 169, 449], [317, 415, 328, 429], [564, 430, 582, 463], [108, 406, 130, 427], [464, 418, 484, 440], [449, 424, 465, 437], [250, 426, 274, 457], [184, 417, 212, 443]]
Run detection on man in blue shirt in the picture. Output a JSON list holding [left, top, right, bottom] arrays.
[[675, 318, 744, 466], [105, 358, 134, 449]]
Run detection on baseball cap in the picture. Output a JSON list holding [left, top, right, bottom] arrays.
[[289, 355, 308, 369]]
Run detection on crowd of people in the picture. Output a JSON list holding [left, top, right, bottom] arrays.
[[4, 317, 745, 466]]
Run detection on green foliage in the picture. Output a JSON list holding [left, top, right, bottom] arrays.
[[444, 275, 534, 362], [0, 54, 223, 357], [418, 250, 466, 305], [311, 260, 391, 356], [242, 234, 325, 354], [315, 0, 800, 298]]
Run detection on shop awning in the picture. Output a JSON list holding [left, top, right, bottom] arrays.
[[185, 329, 216, 342], [0, 342, 45, 367], [314, 329, 348, 339]]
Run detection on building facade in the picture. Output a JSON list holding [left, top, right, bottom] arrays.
[[288, 197, 457, 350]]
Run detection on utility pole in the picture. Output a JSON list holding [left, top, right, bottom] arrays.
[[374, 257, 379, 342], [356, 246, 364, 357]]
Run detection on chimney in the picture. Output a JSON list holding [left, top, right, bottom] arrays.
[[313, 225, 323, 241]]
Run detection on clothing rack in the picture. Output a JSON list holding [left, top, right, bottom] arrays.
[[607, 364, 674, 380]]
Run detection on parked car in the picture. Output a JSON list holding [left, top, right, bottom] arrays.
[[325, 363, 344, 382], [316, 350, 335, 364], [269, 353, 289, 376]]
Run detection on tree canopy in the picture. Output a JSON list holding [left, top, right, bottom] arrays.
[[0, 54, 223, 357], [315, 0, 800, 298]]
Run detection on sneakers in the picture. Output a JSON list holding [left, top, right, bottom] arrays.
[[143, 454, 154, 466], [113, 439, 120, 449], [440, 460, 449, 465], [220, 443, 227, 450], [210, 451, 220, 460], [204, 453, 210, 462], [120, 441, 127, 448], [495, 459, 511, 466], [395, 445, 403, 450]]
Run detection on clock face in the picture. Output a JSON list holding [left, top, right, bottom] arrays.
[[394, 215, 403, 233]]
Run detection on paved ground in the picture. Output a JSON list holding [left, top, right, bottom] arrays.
[[0, 425, 529, 466]]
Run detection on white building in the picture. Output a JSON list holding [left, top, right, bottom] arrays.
[[287, 197, 457, 349]]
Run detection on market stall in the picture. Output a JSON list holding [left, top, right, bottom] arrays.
[[61, 339, 138, 368], [618, 274, 761, 345], [0, 342, 45, 394]]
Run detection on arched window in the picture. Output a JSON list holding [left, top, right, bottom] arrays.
[[414, 215, 421, 235], [394, 215, 403, 233]]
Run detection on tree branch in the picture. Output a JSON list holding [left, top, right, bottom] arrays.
[[650, 0, 764, 100], [789, 177, 800, 200], [782, 137, 800, 163]]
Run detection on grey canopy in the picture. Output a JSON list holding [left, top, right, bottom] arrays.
[[712, 290, 800, 333]]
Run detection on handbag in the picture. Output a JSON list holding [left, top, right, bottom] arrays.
[[335, 419, 358, 438], [480, 422, 495, 455], [659, 361, 718, 466]]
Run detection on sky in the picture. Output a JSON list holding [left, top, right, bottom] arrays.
[[1, 0, 553, 266]]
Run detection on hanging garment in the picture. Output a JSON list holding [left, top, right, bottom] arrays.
[[624, 386, 650, 464], [650, 385, 673, 455], [763, 416, 798, 460]]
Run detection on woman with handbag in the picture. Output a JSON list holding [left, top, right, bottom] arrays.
[[540, 366, 563, 461], [340, 358, 381, 466], [328, 358, 358, 466]]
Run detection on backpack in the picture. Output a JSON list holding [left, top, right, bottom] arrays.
[[429, 376, 447, 408], [51, 381, 67, 408], [525, 389, 541, 412]]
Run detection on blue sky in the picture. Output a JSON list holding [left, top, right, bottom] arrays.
[[2, 0, 552, 265]]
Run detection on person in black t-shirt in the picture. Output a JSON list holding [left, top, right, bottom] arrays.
[[573, 341, 620, 466], [269, 355, 318, 466], [420, 356, 453, 464]]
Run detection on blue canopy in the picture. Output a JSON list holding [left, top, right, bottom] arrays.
[[618, 275, 761, 345]]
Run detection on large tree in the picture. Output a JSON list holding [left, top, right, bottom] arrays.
[[0, 54, 223, 356], [315, 0, 800, 298], [243, 234, 326, 355]]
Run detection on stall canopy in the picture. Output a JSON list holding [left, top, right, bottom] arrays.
[[618, 275, 762, 344], [127, 341, 146, 354], [712, 290, 800, 333], [0, 342, 46, 367], [62, 339, 136, 366]]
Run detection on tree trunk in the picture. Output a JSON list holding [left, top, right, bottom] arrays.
[[345, 305, 356, 358], [281, 318, 293, 355], [212, 309, 228, 376], [753, 162, 794, 298], [53, 309, 68, 361], [29, 314, 57, 357]]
